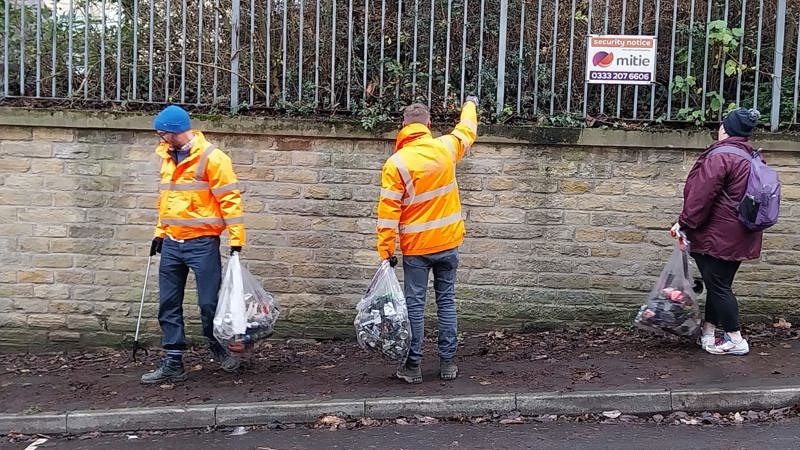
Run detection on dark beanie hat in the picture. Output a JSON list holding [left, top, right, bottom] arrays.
[[723, 107, 760, 137]]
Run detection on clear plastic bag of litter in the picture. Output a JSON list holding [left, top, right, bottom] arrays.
[[354, 260, 412, 362], [213, 254, 280, 353], [634, 239, 701, 340]]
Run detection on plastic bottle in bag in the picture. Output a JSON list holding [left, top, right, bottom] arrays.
[[354, 261, 412, 362]]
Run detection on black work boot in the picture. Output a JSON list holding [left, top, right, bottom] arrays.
[[440, 358, 458, 381], [140, 357, 188, 385], [395, 363, 423, 384], [210, 342, 240, 373]]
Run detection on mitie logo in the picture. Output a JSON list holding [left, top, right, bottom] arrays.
[[592, 51, 614, 68]]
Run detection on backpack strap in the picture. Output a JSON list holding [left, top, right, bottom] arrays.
[[705, 145, 754, 204], [707, 145, 754, 160]]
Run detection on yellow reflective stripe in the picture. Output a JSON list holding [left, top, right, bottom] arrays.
[[211, 182, 240, 196], [161, 217, 225, 226], [380, 188, 404, 201], [160, 181, 210, 191], [224, 216, 245, 225], [399, 211, 463, 234], [403, 181, 457, 205], [439, 136, 457, 160], [462, 118, 478, 133], [452, 129, 470, 144], [194, 144, 218, 181], [451, 129, 472, 157], [377, 218, 400, 228], [389, 154, 415, 201]]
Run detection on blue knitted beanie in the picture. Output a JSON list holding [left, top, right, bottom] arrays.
[[153, 105, 192, 133]]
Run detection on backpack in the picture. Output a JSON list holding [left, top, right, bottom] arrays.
[[707, 146, 781, 231]]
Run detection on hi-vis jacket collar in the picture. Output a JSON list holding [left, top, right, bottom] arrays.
[[394, 123, 431, 152]]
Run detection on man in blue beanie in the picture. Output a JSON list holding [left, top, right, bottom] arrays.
[[142, 105, 247, 384]]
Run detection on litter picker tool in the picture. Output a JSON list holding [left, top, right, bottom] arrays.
[[129, 255, 153, 362]]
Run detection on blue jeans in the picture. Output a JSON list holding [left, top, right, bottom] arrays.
[[402, 247, 459, 366], [158, 235, 222, 350]]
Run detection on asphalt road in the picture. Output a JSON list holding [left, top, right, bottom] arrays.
[[4, 419, 800, 450]]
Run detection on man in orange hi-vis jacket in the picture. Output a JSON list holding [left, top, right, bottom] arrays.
[[141, 105, 245, 385], [377, 97, 478, 384]]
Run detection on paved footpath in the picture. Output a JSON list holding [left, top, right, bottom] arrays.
[[2, 327, 799, 413]]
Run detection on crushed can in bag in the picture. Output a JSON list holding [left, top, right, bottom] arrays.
[[213, 254, 280, 353], [634, 237, 701, 339], [354, 260, 412, 362]]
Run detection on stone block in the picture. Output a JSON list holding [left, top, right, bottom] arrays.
[[1, 141, 51, 157], [0, 157, 31, 172], [18, 270, 55, 284], [275, 168, 319, 183], [76, 129, 135, 144], [28, 314, 67, 329], [0, 126, 33, 140]]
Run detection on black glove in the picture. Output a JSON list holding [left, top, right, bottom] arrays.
[[150, 237, 163, 256], [230, 246, 242, 256], [465, 95, 479, 106], [387, 255, 398, 268]]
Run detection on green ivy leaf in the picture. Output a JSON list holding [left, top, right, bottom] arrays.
[[725, 60, 737, 77]]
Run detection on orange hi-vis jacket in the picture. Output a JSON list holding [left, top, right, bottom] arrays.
[[377, 102, 478, 259], [154, 131, 245, 246]]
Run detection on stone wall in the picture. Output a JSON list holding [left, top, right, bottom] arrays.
[[1, 108, 799, 351]]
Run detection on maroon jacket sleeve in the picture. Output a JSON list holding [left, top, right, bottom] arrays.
[[679, 154, 727, 230]]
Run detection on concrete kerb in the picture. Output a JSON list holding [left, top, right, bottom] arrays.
[[66, 405, 217, 434], [517, 390, 672, 416], [3, 386, 800, 435], [216, 400, 366, 426], [671, 387, 800, 413]]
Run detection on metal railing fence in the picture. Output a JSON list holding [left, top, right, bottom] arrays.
[[1, 0, 798, 129]]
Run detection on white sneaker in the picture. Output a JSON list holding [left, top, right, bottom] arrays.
[[697, 333, 716, 350], [705, 335, 749, 356]]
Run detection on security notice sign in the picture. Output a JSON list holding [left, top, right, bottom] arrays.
[[586, 35, 657, 85]]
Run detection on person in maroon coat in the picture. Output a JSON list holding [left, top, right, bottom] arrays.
[[671, 107, 762, 356]]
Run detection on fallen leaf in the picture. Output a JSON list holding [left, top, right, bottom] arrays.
[[229, 426, 248, 436], [189, 364, 203, 372], [358, 417, 380, 427], [499, 417, 525, 425], [314, 415, 346, 429], [415, 415, 439, 425], [602, 410, 621, 419], [488, 330, 507, 340], [773, 318, 792, 329]]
